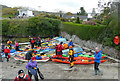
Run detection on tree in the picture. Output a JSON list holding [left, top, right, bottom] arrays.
[[76, 16, 80, 23], [66, 12, 73, 15], [77, 7, 87, 16], [80, 7, 85, 15], [96, 0, 120, 50]]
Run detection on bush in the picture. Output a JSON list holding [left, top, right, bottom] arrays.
[[82, 21, 96, 25], [102, 37, 113, 46], [61, 22, 106, 41], [2, 17, 61, 37], [2, 19, 29, 36], [61, 22, 120, 51], [76, 17, 80, 23]]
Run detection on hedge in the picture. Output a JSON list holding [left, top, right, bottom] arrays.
[[61, 22, 120, 50], [61, 22, 106, 42], [2, 17, 61, 37]]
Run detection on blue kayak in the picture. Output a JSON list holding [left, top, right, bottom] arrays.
[[62, 47, 83, 54]]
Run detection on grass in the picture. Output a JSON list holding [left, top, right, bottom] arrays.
[[2, 37, 29, 44]]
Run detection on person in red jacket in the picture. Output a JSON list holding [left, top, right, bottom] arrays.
[[31, 38, 35, 49], [14, 70, 31, 81], [57, 42, 64, 58], [34, 37, 37, 40], [34, 37, 37, 46], [4, 47, 10, 62]]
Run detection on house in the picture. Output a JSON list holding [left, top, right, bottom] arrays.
[[87, 13, 101, 19], [87, 13, 93, 19], [17, 9, 34, 17], [63, 14, 88, 21]]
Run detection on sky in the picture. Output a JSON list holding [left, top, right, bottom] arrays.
[[0, 0, 101, 13]]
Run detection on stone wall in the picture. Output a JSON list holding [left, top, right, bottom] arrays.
[[61, 32, 120, 59]]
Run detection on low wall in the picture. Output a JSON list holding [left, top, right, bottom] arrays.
[[61, 32, 120, 59]]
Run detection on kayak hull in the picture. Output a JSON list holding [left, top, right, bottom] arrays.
[[52, 55, 106, 60], [51, 59, 107, 64]]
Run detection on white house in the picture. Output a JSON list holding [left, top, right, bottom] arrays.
[[87, 13, 101, 19], [87, 13, 93, 18], [17, 9, 34, 17]]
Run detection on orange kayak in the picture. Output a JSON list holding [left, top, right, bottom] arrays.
[[52, 55, 106, 60], [51, 59, 107, 64]]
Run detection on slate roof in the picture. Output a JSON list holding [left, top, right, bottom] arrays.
[[63, 14, 87, 19]]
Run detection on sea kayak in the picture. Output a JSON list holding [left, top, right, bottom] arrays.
[[78, 54, 106, 57], [52, 55, 106, 60], [62, 53, 106, 57], [51, 59, 107, 64], [14, 54, 49, 62]]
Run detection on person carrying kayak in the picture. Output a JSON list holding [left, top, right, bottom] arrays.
[[26, 57, 44, 81], [25, 50, 34, 61], [57, 42, 64, 58], [14, 70, 31, 81], [15, 41, 19, 51], [93, 47, 102, 75], [68, 46, 75, 68], [4, 46, 10, 62], [31, 38, 35, 49], [68, 39, 73, 47], [7, 39, 12, 49]]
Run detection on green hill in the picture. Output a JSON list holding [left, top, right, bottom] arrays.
[[1, 5, 19, 18]]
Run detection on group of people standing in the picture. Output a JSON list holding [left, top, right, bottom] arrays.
[[1, 39, 20, 62], [55, 39, 102, 75], [55, 39, 74, 68], [29, 37, 41, 49], [1, 38, 102, 81], [55, 39, 74, 58], [14, 36, 44, 81], [14, 57, 44, 81], [1, 40, 12, 62]]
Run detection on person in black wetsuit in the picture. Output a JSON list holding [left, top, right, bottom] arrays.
[[37, 37, 41, 47], [25, 50, 34, 60]]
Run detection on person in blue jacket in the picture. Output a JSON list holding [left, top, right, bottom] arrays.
[[68, 39, 73, 47], [93, 47, 102, 75]]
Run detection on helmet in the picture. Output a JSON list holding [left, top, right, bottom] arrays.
[[31, 57, 36, 60], [69, 46, 73, 48], [18, 70, 24, 75]]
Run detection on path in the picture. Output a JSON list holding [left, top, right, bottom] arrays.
[[1, 57, 118, 80]]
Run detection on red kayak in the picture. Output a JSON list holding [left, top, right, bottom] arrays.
[[51, 59, 107, 65], [52, 55, 106, 60]]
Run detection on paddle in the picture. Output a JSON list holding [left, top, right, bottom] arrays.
[[37, 68, 44, 80]]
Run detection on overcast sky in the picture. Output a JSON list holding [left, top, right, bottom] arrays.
[[0, 0, 101, 13]]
